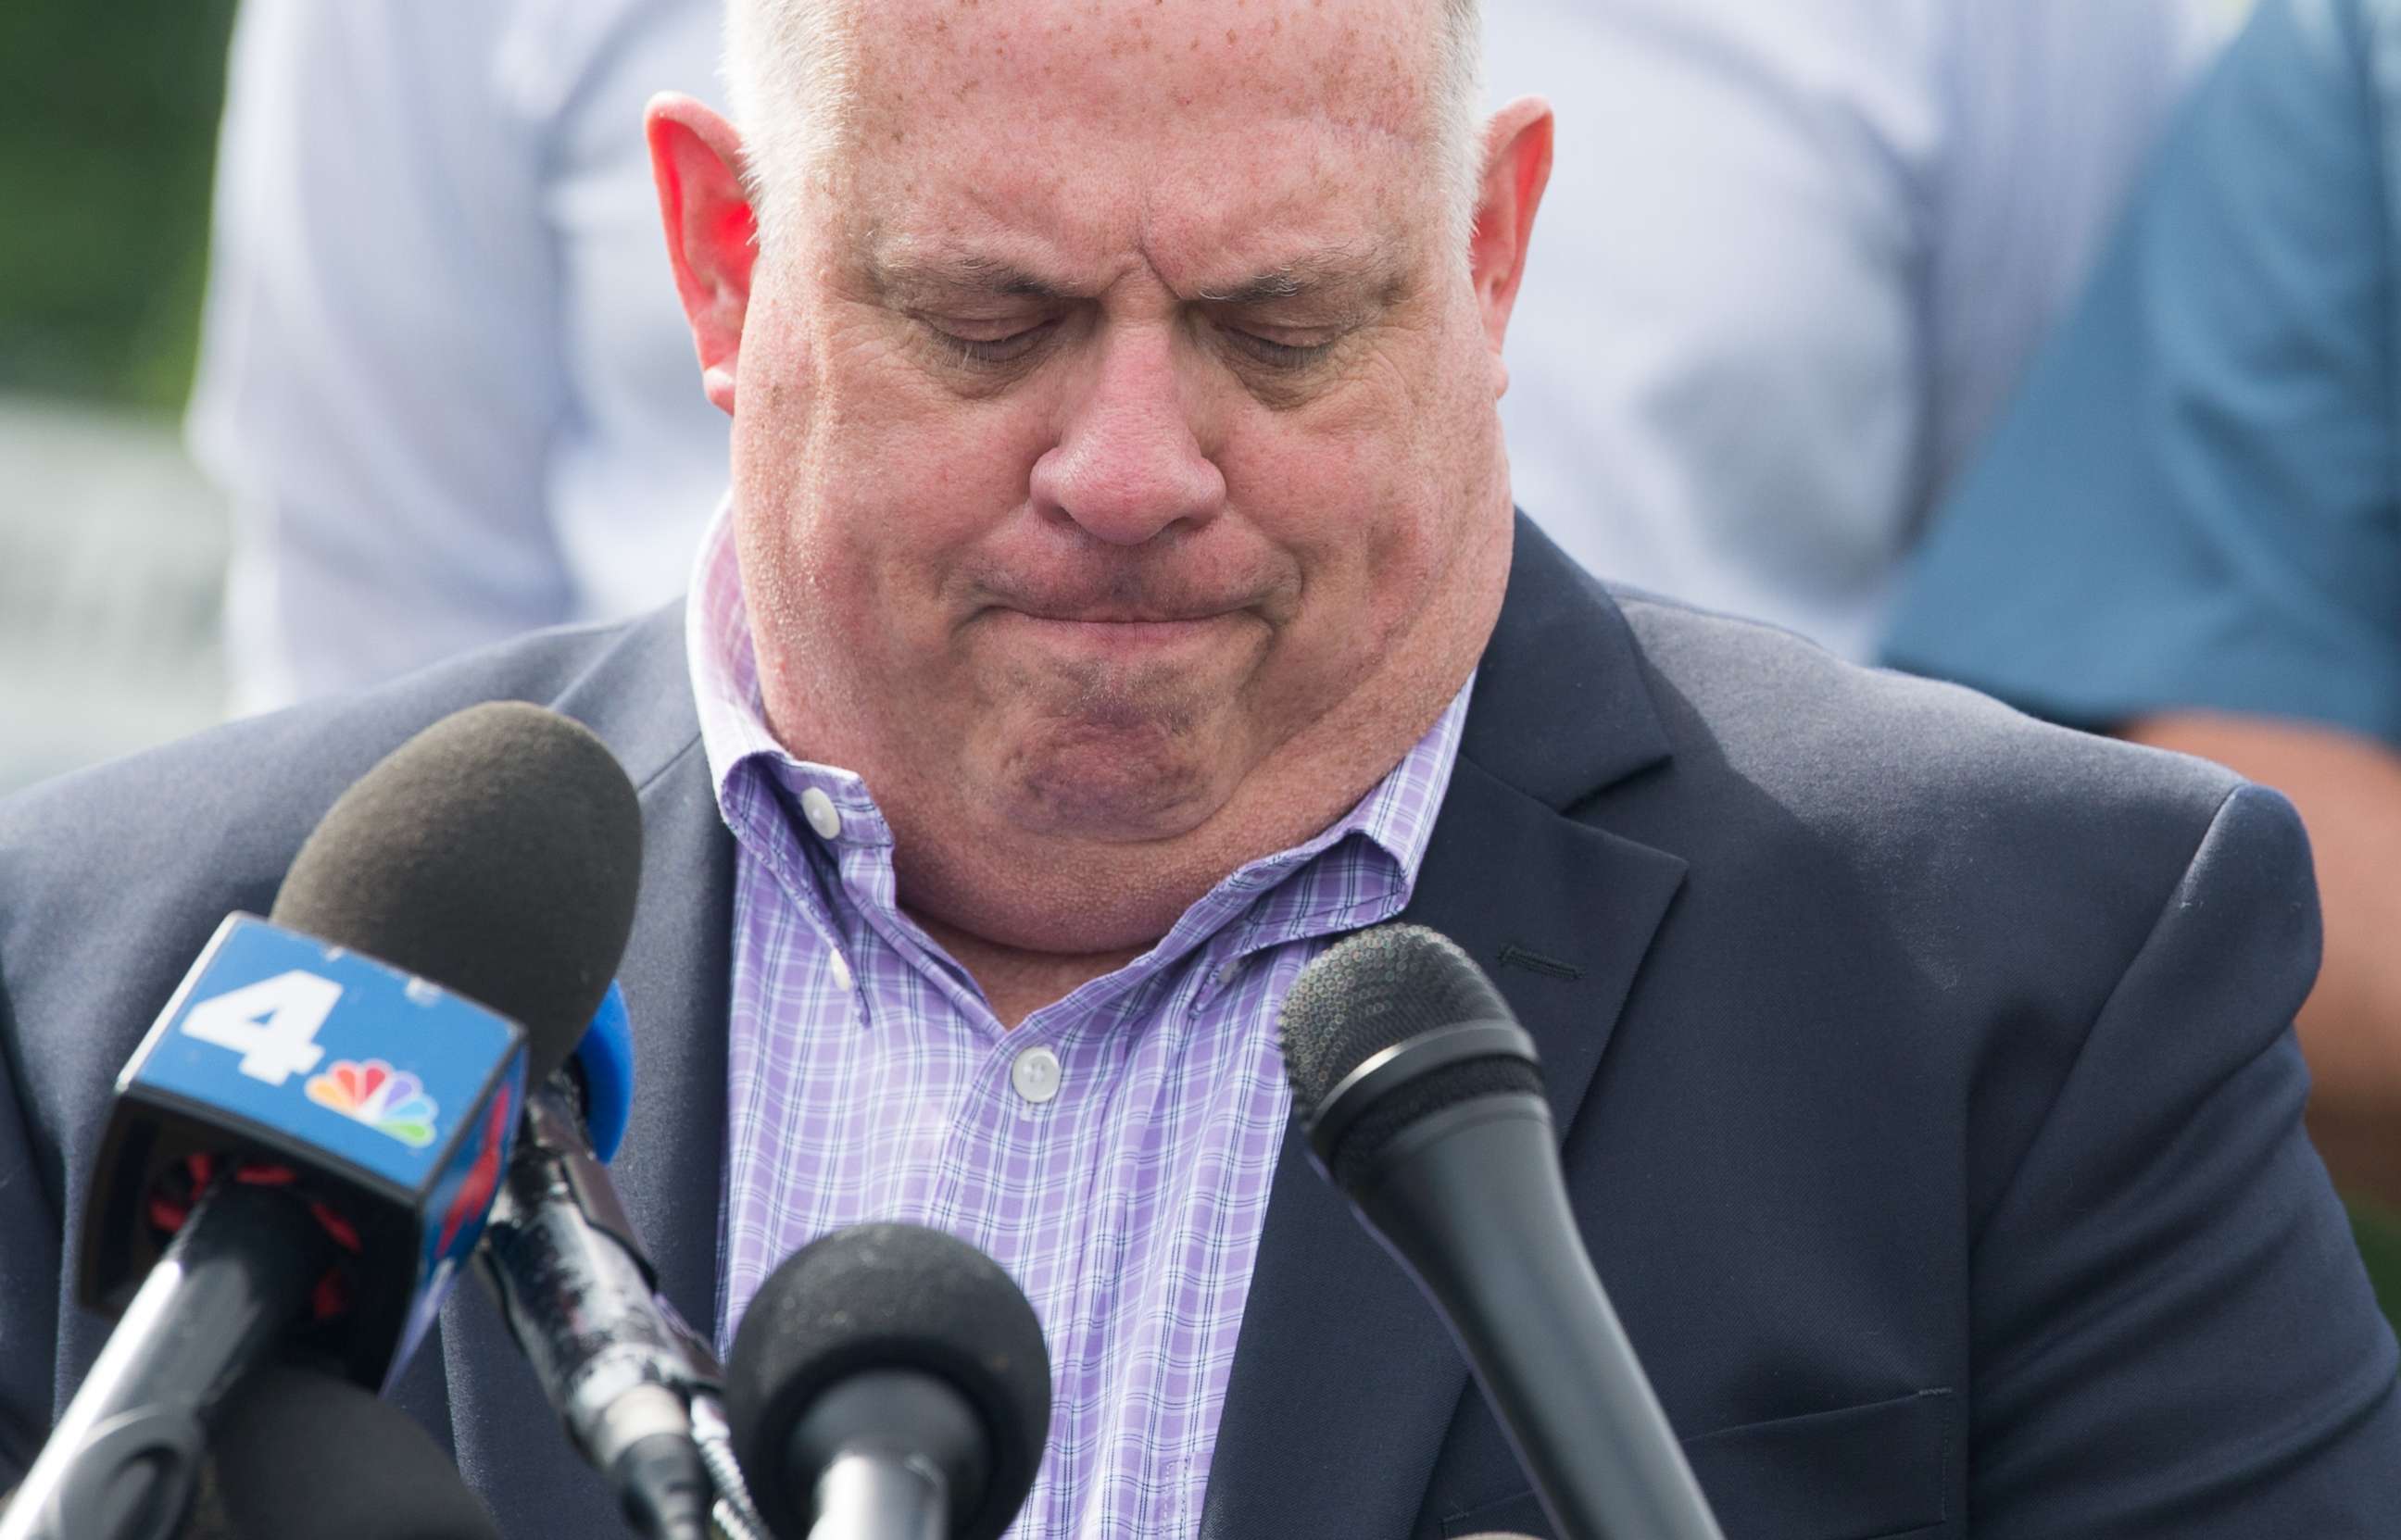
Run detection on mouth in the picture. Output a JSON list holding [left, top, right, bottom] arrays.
[[982, 607, 1252, 658], [999, 595, 1245, 622]]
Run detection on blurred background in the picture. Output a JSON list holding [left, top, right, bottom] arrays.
[[0, 0, 237, 791]]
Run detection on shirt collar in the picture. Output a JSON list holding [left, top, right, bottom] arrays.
[[684, 498, 1471, 887]]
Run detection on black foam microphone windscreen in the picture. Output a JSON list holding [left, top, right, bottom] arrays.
[[728, 1223, 1051, 1540], [270, 700, 643, 1081], [191, 1367, 501, 1540], [1279, 923, 1543, 1191]]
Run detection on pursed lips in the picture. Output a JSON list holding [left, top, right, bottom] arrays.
[[979, 603, 1255, 655], [1010, 607, 1237, 623]]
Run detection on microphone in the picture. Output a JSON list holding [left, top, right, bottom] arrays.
[[182, 1365, 501, 1540], [474, 983, 732, 1540], [1277, 923, 1725, 1540], [725, 1223, 1050, 1540], [2, 703, 640, 1540]]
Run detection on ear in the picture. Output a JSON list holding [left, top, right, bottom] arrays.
[[1466, 95, 1554, 398], [646, 93, 757, 417]]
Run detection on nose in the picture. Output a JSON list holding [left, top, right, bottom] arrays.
[[1030, 323, 1226, 546]]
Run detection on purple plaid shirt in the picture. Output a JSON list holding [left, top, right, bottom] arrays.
[[686, 506, 1470, 1535]]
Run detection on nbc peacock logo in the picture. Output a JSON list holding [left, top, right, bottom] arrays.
[[306, 1058, 441, 1148]]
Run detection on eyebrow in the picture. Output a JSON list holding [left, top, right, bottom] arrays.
[[866, 249, 1074, 304], [866, 244, 1410, 309], [1191, 253, 1409, 307]]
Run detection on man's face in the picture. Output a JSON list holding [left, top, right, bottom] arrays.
[[701, 0, 1535, 946]]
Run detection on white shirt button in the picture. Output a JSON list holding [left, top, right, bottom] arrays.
[[1011, 1045, 1062, 1105], [826, 951, 854, 994], [798, 786, 843, 841], [1214, 958, 1242, 991]]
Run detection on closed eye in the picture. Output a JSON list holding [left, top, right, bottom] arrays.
[[924, 318, 1059, 368], [1221, 328, 1335, 369]]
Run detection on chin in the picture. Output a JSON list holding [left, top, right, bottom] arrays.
[[999, 732, 1226, 845]]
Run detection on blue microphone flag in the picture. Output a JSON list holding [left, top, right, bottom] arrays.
[[83, 912, 529, 1387]]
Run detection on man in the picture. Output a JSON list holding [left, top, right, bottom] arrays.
[[1882, 0, 2401, 1213], [3, 1, 2395, 1535]]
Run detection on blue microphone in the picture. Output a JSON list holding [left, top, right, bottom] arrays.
[[2, 704, 641, 1540]]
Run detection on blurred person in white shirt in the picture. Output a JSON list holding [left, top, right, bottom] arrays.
[[190, 0, 2233, 708], [1492, 0, 2236, 660], [189, 0, 728, 712]]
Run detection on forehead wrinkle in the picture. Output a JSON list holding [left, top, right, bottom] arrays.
[[849, 117, 1433, 314], [840, 0, 1451, 175]]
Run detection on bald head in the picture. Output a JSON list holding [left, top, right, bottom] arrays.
[[723, 0, 1486, 259]]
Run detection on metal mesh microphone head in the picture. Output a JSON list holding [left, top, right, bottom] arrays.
[[1278, 924, 1545, 1191]]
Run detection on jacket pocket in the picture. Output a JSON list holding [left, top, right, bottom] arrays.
[[1439, 1387, 1956, 1540]]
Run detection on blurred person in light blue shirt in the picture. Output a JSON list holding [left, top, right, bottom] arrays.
[[189, 0, 2230, 715], [1884, 0, 2401, 1208]]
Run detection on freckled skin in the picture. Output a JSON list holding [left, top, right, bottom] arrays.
[[653, 0, 1550, 1020]]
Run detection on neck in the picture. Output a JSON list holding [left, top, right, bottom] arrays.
[[910, 909, 1146, 1028]]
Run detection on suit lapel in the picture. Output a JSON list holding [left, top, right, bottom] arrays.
[[1201, 519, 1689, 1538], [607, 735, 735, 1334], [544, 600, 735, 1334]]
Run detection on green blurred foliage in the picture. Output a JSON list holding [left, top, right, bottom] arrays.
[[2348, 1199, 2401, 1333], [0, 0, 240, 412]]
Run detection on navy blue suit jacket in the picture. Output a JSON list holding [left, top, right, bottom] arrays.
[[4, 520, 2395, 1536]]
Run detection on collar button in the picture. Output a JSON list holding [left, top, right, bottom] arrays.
[[798, 786, 843, 841]]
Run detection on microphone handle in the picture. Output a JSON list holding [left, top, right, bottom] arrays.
[[1355, 1096, 1724, 1540], [787, 1370, 987, 1540], [808, 1452, 948, 1540], [0, 1181, 333, 1540], [479, 1078, 714, 1540]]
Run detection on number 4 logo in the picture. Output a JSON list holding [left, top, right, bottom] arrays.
[[182, 970, 344, 1085]]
